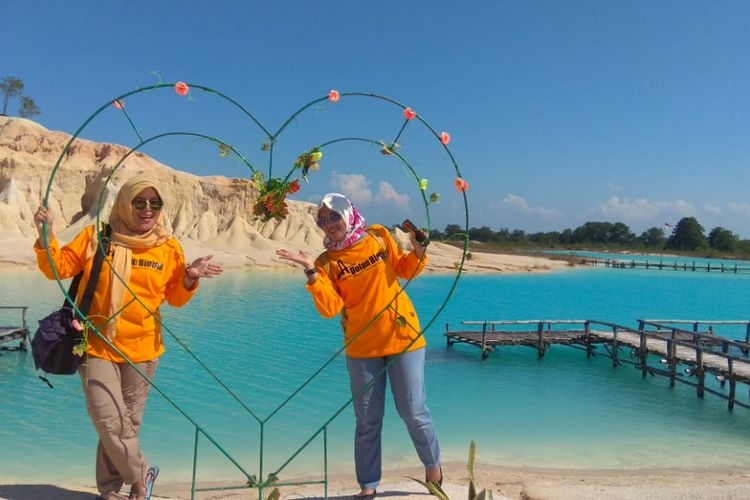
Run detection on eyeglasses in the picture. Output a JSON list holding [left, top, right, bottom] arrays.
[[316, 211, 342, 228], [131, 199, 163, 211]]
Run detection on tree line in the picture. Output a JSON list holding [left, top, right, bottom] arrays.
[[0, 76, 41, 118], [430, 216, 750, 256]]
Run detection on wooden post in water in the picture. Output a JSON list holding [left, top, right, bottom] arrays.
[[612, 325, 620, 367], [446, 323, 453, 347], [695, 335, 705, 398], [480, 322, 488, 359], [585, 321, 592, 358], [536, 322, 546, 358], [667, 338, 676, 387], [638, 320, 648, 377], [728, 357, 736, 411]]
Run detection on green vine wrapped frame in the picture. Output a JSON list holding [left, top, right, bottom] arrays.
[[39, 81, 470, 500]]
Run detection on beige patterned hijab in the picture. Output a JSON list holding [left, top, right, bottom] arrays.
[[99, 176, 170, 338]]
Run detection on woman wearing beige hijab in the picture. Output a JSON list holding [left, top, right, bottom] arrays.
[[34, 176, 223, 500]]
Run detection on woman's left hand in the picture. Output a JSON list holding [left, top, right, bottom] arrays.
[[410, 233, 427, 258], [187, 255, 224, 280]]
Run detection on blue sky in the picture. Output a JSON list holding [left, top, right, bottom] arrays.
[[3, 0, 750, 237]]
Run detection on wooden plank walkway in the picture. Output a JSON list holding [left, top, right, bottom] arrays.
[[583, 258, 750, 273], [0, 306, 30, 352], [446, 319, 750, 410]]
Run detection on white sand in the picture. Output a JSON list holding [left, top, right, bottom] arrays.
[[3, 464, 749, 499]]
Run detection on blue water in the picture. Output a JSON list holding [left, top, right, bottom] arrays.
[[2, 267, 750, 486]]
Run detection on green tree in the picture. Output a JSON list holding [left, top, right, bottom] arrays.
[[19, 96, 41, 118], [708, 226, 738, 252], [0, 76, 24, 115], [468, 226, 493, 243], [444, 224, 462, 239], [667, 217, 706, 251], [638, 227, 666, 247]]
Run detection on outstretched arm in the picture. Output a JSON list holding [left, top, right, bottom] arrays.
[[276, 248, 318, 284], [183, 255, 224, 290]]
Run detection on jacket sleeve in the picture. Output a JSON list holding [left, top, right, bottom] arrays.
[[34, 227, 92, 280], [378, 225, 428, 279], [165, 239, 199, 307], [305, 257, 345, 318]]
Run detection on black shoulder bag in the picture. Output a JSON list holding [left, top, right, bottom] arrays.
[[32, 225, 111, 385]]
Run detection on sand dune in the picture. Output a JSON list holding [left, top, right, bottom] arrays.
[[0, 116, 567, 274]]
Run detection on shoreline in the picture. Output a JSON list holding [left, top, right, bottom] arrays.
[[2, 463, 749, 499]]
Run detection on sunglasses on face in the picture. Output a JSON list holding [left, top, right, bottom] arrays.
[[316, 211, 343, 228], [131, 198, 163, 211]]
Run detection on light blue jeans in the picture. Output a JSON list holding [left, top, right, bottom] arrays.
[[346, 347, 440, 490]]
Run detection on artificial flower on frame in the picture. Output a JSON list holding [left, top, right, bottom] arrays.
[[218, 143, 232, 158], [379, 140, 400, 156], [403, 107, 416, 120], [454, 177, 469, 193], [419, 179, 429, 191], [252, 175, 302, 222], [113, 99, 125, 110], [429, 192, 441, 204], [174, 81, 189, 96], [440, 131, 451, 145], [328, 89, 340, 103], [294, 147, 323, 181]]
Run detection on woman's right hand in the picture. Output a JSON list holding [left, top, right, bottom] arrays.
[[34, 205, 54, 246], [275, 248, 315, 270]]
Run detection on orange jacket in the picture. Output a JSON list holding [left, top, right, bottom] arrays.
[[306, 224, 427, 358], [35, 225, 197, 363]]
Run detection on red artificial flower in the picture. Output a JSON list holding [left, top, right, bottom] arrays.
[[328, 90, 340, 103], [174, 81, 189, 96], [288, 179, 301, 194], [403, 107, 416, 120], [454, 177, 469, 193], [113, 99, 125, 110], [440, 131, 451, 145]]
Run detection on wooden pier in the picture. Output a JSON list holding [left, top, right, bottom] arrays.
[[0, 306, 30, 352], [446, 319, 750, 410], [583, 258, 750, 273]]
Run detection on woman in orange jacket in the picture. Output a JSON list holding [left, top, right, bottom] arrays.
[[276, 193, 441, 499], [34, 176, 223, 500]]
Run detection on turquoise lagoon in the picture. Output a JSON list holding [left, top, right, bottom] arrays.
[[1, 266, 750, 486]]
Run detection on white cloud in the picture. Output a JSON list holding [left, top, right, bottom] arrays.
[[607, 182, 621, 192], [728, 202, 750, 217], [702, 204, 722, 216], [330, 173, 373, 205], [597, 197, 695, 221], [501, 194, 562, 219], [375, 181, 410, 207]]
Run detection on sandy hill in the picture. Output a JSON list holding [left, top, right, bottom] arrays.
[[0, 116, 565, 273]]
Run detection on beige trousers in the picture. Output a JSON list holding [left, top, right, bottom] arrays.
[[79, 356, 158, 496]]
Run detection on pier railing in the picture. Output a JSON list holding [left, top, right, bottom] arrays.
[[583, 258, 750, 273], [446, 318, 750, 411], [0, 306, 29, 352]]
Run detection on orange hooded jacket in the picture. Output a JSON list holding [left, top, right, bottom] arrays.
[[306, 224, 428, 358], [35, 225, 197, 363]]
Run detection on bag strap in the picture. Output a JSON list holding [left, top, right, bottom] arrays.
[[61, 225, 112, 318]]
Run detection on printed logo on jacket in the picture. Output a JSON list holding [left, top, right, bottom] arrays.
[[335, 251, 386, 280]]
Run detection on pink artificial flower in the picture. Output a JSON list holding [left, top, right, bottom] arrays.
[[440, 131, 451, 145], [454, 177, 469, 193], [113, 99, 125, 110], [71, 319, 84, 331], [174, 81, 190, 96], [328, 90, 340, 103], [403, 107, 416, 120]]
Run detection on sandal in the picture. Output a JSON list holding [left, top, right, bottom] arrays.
[[144, 465, 160, 500], [353, 489, 377, 500], [426, 464, 443, 487]]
